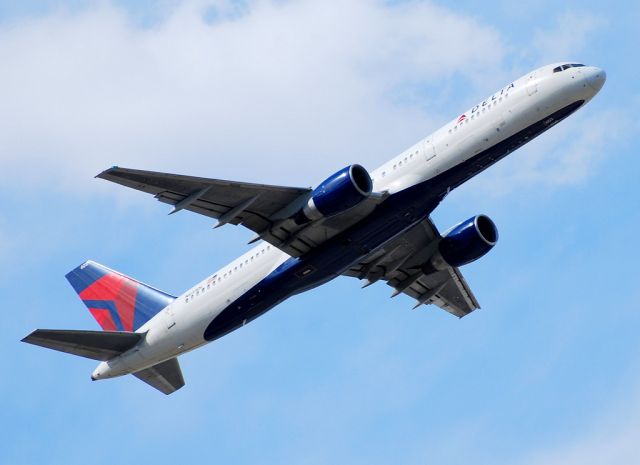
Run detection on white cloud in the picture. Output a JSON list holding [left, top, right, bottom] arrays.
[[0, 0, 505, 193], [462, 106, 627, 198]]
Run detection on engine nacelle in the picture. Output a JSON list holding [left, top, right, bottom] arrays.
[[299, 164, 373, 222], [437, 215, 498, 267]]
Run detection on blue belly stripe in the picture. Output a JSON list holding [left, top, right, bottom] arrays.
[[203, 100, 584, 341]]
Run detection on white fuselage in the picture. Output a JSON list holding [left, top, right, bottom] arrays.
[[92, 63, 606, 380]]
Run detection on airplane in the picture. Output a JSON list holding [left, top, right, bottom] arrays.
[[23, 62, 606, 394]]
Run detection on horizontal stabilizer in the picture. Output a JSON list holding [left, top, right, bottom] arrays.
[[22, 329, 142, 361], [133, 357, 185, 395]]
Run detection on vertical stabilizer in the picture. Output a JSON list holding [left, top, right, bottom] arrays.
[[66, 261, 175, 331]]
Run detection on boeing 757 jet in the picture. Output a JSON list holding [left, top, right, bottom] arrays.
[[23, 63, 606, 394]]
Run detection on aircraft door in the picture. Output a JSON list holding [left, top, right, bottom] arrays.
[[424, 139, 437, 162], [526, 72, 538, 96]]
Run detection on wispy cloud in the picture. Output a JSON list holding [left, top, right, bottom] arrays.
[[0, 0, 505, 193], [532, 11, 606, 63], [463, 106, 627, 198]]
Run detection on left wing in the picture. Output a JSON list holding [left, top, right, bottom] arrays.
[[342, 218, 480, 317]]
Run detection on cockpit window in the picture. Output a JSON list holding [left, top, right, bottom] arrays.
[[554, 63, 586, 73]]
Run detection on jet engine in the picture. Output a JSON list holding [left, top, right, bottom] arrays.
[[435, 215, 498, 268], [297, 164, 373, 223]]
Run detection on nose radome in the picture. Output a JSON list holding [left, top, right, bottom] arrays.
[[586, 67, 606, 92]]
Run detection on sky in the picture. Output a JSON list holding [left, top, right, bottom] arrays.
[[2, 0, 639, 464]]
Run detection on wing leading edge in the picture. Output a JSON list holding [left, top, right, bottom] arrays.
[[343, 218, 480, 317], [97, 167, 385, 257], [97, 166, 310, 230]]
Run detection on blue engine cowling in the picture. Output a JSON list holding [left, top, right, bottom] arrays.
[[300, 164, 373, 221], [438, 215, 498, 267]]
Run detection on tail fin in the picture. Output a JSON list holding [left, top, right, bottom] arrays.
[[66, 261, 176, 332]]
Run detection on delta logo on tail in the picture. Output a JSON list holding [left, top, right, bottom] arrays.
[[66, 261, 176, 332]]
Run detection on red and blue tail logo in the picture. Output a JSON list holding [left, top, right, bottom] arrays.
[[66, 261, 176, 332]]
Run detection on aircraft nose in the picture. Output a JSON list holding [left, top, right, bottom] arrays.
[[585, 67, 606, 92]]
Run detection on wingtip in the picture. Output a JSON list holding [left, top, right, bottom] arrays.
[[21, 330, 38, 343], [95, 165, 121, 179]]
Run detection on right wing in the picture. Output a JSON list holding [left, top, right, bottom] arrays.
[[98, 166, 311, 232], [133, 357, 185, 395], [98, 167, 385, 257]]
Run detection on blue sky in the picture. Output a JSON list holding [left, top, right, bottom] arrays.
[[2, 1, 639, 464]]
